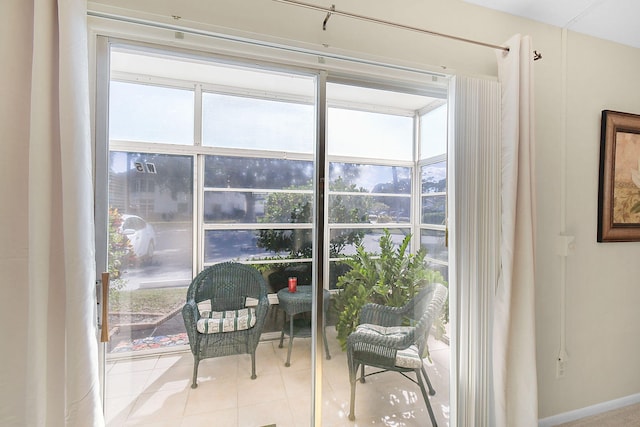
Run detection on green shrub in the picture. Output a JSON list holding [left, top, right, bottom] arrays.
[[108, 207, 133, 300], [332, 229, 448, 350]]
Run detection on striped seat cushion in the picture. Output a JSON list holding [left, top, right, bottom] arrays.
[[395, 345, 422, 369], [197, 308, 257, 334], [354, 323, 423, 369]]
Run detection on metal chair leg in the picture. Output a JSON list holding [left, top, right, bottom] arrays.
[[416, 368, 438, 426], [348, 362, 358, 421], [323, 325, 331, 360], [250, 351, 257, 379], [278, 313, 286, 349], [285, 315, 294, 367], [191, 356, 200, 389], [422, 365, 436, 396]]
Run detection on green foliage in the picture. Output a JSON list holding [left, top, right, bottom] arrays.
[[257, 187, 314, 257], [108, 207, 134, 299], [249, 255, 295, 274], [332, 229, 447, 350], [256, 177, 372, 258]]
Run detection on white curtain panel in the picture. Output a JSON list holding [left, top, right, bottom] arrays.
[[493, 34, 538, 427], [17, 0, 104, 425], [449, 75, 501, 427]]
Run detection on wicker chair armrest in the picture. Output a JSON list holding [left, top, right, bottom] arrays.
[[359, 303, 404, 327], [253, 293, 270, 326], [182, 301, 200, 353], [183, 300, 199, 321]]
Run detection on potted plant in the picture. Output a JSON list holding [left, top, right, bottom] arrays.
[[332, 229, 448, 350]]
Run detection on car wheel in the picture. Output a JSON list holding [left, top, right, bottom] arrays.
[[146, 240, 155, 262]]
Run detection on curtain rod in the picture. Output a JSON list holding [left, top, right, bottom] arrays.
[[274, 0, 511, 53], [87, 10, 452, 77]]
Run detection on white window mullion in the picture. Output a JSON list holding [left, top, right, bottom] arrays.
[[194, 84, 203, 146]]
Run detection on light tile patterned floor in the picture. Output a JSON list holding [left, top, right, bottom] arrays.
[[105, 329, 450, 426]]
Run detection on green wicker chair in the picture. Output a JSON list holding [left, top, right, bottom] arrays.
[[182, 262, 269, 388], [347, 282, 448, 425]]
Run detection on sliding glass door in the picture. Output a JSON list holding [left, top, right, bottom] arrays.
[[95, 36, 450, 426]]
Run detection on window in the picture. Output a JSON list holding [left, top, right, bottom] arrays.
[[202, 93, 314, 153], [104, 43, 448, 328], [109, 81, 194, 145], [420, 104, 448, 274], [203, 155, 315, 266]]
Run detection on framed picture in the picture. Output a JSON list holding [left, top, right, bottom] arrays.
[[598, 110, 640, 242]]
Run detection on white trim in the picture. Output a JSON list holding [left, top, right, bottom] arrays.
[[86, 5, 451, 83], [538, 392, 640, 427]]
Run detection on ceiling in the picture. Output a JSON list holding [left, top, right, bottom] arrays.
[[464, 0, 640, 49]]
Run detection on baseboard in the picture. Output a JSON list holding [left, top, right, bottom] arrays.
[[538, 392, 640, 427]]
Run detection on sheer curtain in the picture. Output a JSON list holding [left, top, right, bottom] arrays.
[[493, 34, 538, 427], [449, 75, 501, 427], [1, 0, 104, 425]]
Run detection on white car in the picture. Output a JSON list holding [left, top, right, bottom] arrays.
[[120, 214, 156, 263]]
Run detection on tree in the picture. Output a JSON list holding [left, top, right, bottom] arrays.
[[205, 156, 314, 222], [256, 177, 372, 258]]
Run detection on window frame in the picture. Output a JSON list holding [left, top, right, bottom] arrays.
[[105, 41, 449, 289]]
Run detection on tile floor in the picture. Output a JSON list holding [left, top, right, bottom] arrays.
[[105, 329, 450, 426]]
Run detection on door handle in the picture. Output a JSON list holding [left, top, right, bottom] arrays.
[[101, 272, 110, 343]]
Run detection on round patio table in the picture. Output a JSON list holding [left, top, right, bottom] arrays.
[[277, 285, 332, 367]]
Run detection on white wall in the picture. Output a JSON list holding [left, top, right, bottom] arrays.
[[3, 0, 638, 421], [547, 32, 640, 415]]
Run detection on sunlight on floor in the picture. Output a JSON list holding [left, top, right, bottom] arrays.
[[105, 329, 450, 427]]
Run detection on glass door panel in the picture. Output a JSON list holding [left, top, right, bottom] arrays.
[[323, 81, 450, 426], [195, 65, 318, 427], [100, 42, 320, 426], [106, 152, 194, 354]]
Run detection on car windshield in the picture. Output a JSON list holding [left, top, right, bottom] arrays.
[[123, 217, 144, 231]]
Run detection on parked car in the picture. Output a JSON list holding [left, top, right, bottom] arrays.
[[120, 214, 156, 263]]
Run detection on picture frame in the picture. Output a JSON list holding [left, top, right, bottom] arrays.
[[598, 110, 640, 242]]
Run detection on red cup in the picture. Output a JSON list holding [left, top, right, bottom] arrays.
[[288, 277, 297, 293]]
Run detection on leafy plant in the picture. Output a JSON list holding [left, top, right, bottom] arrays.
[[107, 207, 134, 300], [256, 178, 371, 258], [332, 229, 447, 350]]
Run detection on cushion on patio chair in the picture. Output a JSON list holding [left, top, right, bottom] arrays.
[[353, 323, 423, 369], [395, 345, 423, 369], [354, 323, 413, 339], [196, 308, 257, 334]]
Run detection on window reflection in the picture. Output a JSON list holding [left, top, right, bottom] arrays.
[[422, 195, 446, 225], [204, 228, 312, 264], [420, 229, 448, 262], [330, 163, 411, 193], [205, 156, 313, 189], [421, 161, 447, 193], [329, 228, 411, 257]]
